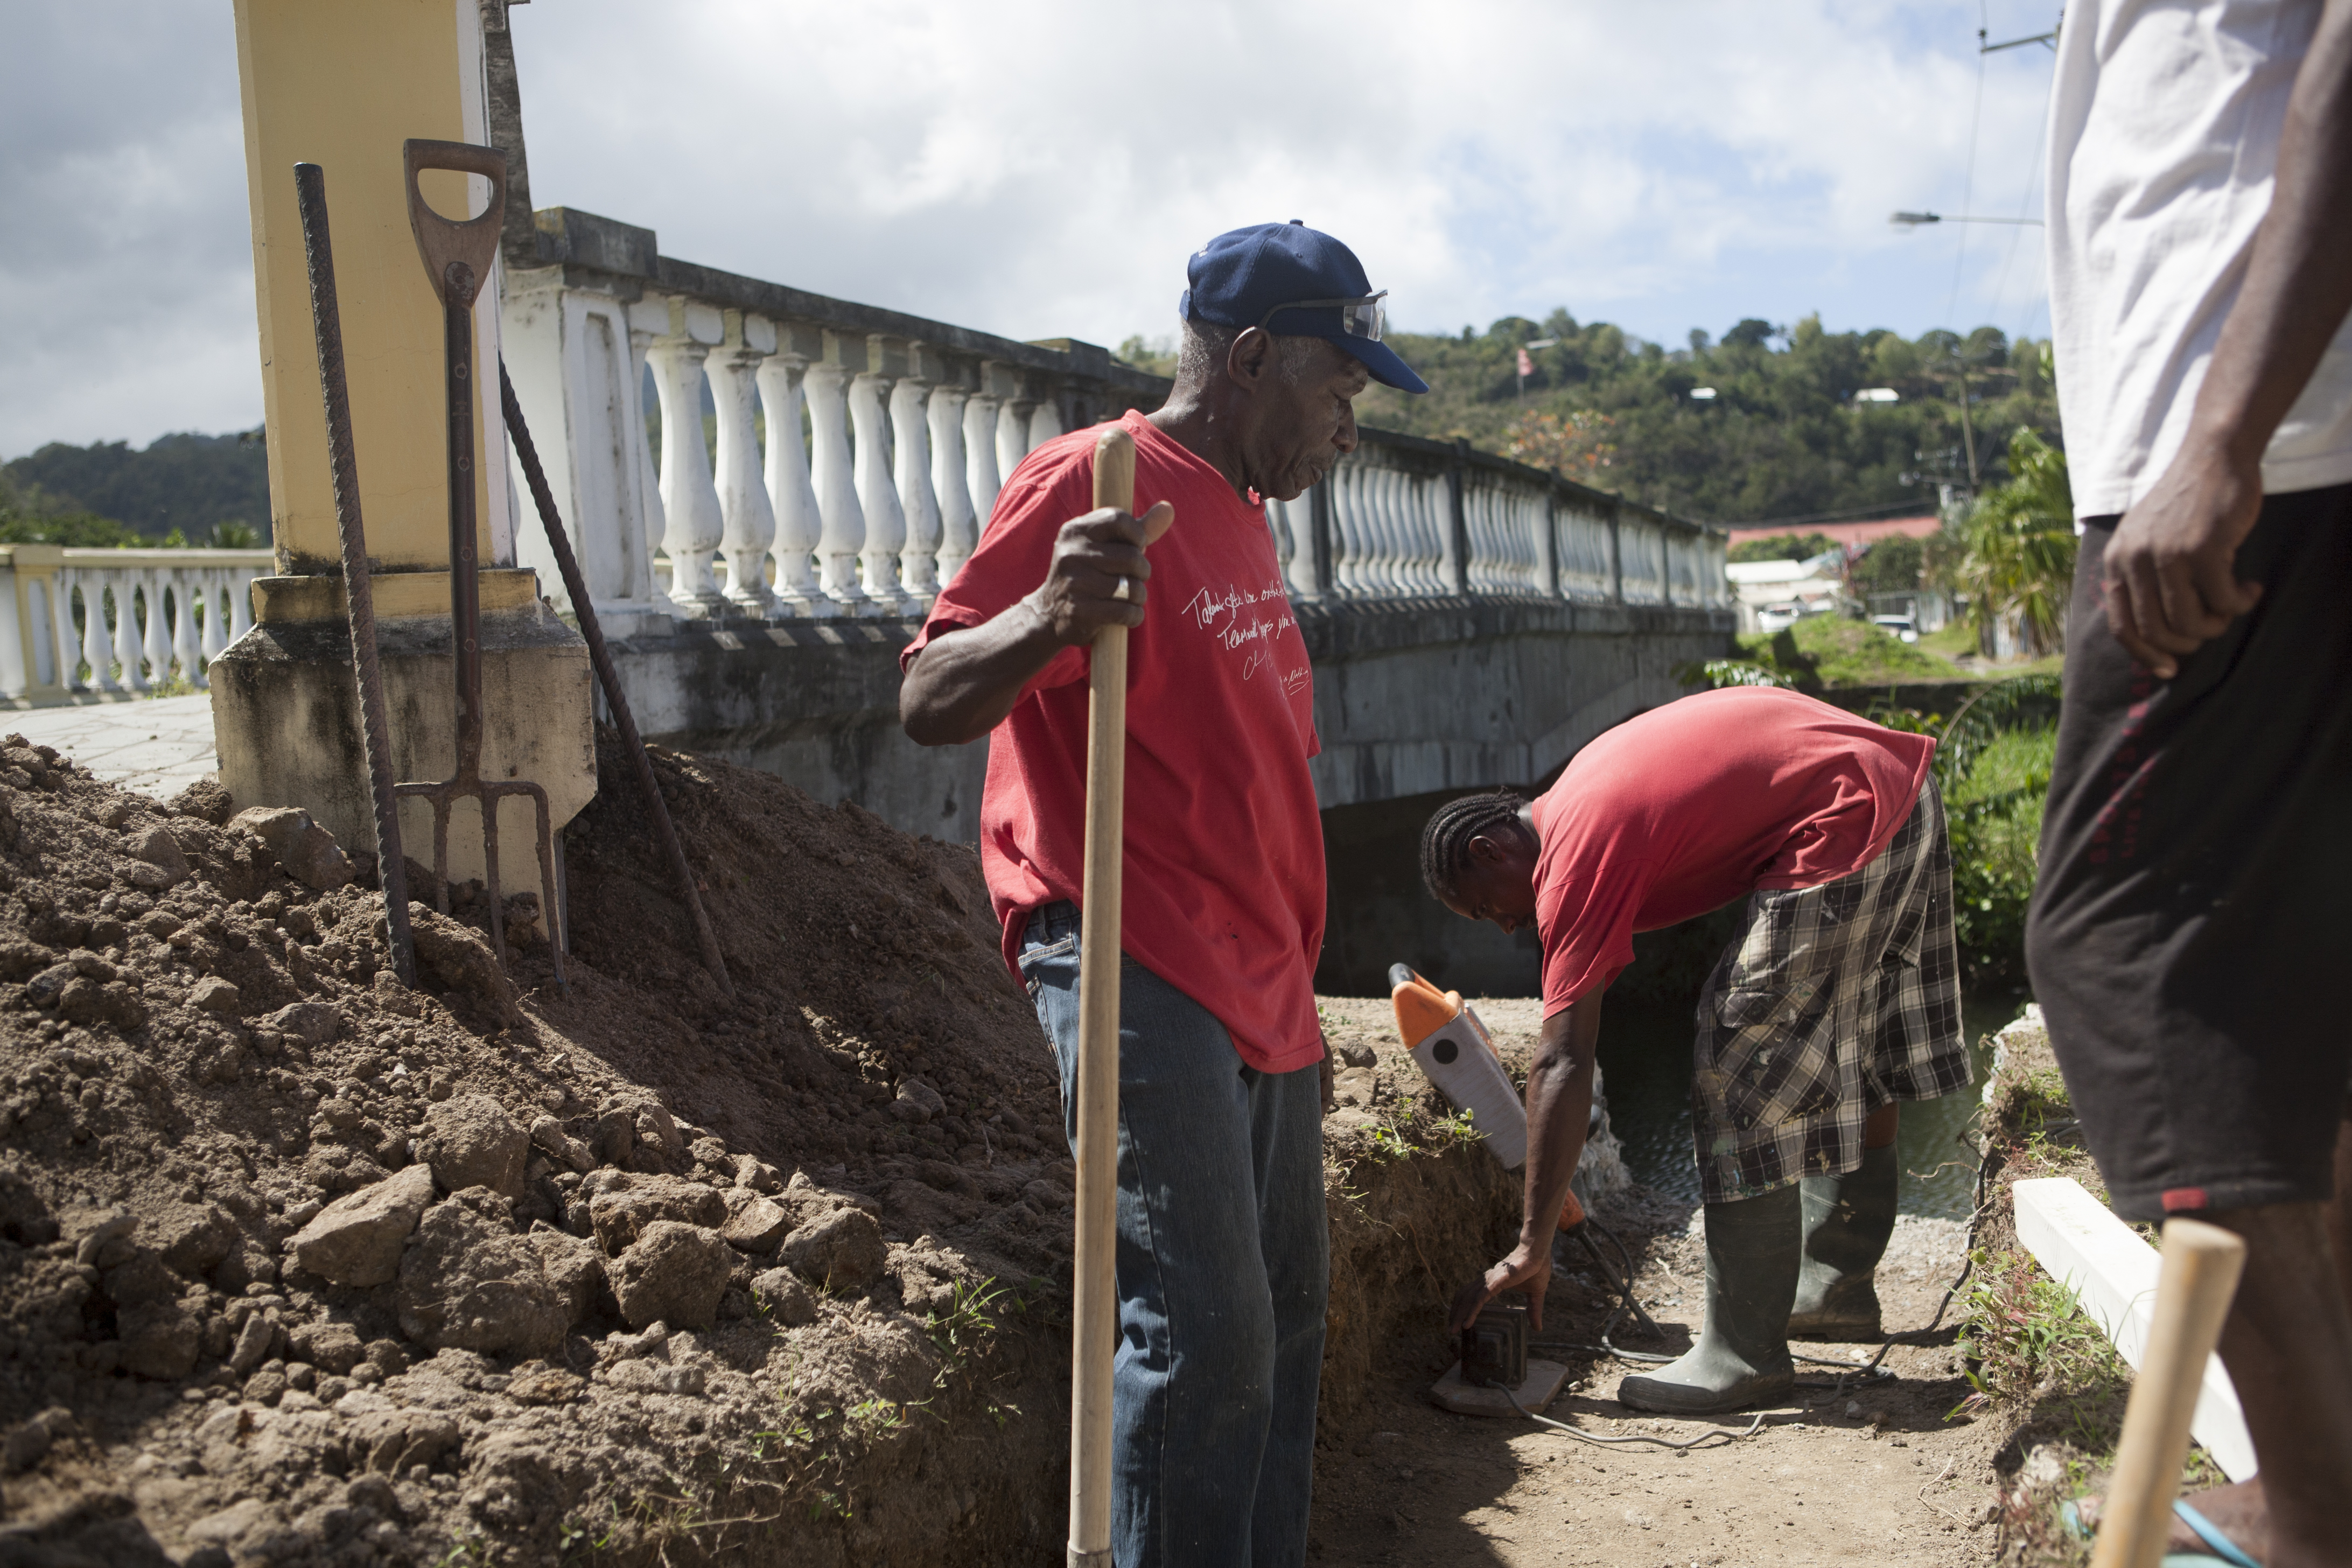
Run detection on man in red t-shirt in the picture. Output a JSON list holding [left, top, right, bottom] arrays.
[[1429, 687, 1969, 1415], [900, 222, 1424, 1566]]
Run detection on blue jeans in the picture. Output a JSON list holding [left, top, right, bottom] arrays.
[[1019, 901, 1329, 1568]]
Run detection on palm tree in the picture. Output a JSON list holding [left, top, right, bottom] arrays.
[[1941, 430, 2077, 658]]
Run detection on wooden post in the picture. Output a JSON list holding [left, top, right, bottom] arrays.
[[1067, 425, 1135, 1568], [2088, 1217, 2247, 1568]]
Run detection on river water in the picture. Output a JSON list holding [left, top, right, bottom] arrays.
[[1589, 990, 2023, 1220]]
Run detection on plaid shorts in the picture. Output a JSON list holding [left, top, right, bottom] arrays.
[[1689, 777, 1969, 1204]]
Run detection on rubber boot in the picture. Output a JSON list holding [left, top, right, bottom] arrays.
[[1616, 1182, 1800, 1415], [1787, 1141, 1899, 1340]]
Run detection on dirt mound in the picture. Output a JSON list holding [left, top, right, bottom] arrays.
[[0, 727, 1081, 1567]]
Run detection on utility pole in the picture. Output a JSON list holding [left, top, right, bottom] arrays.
[[1954, 354, 1981, 490], [1520, 338, 1558, 405]]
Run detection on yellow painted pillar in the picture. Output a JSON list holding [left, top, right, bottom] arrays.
[[234, 0, 514, 578], [219, 0, 591, 896]]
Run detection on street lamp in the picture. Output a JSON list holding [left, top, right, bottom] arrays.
[[1891, 211, 2044, 228]]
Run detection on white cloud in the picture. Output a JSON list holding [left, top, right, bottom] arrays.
[[0, 0, 2061, 457]]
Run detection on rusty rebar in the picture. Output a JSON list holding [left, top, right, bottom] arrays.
[[498, 360, 732, 998], [292, 161, 416, 989]]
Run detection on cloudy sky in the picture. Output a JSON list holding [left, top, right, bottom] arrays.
[[1, 0, 2062, 460]]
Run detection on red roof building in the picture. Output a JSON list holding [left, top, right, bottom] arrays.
[[1726, 515, 1942, 548]]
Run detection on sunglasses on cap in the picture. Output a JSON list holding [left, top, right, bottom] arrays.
[[1257, 289, 1388, 342]]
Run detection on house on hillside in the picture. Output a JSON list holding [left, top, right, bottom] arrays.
[[1725, 557, 1850, 633]]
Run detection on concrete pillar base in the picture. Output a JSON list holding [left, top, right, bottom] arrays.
[[210, 569, 594, 896]]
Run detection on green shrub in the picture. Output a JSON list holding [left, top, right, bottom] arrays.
[[1727, 616, 1956, 688]]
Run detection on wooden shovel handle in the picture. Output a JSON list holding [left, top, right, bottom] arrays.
[[1067, 425, 1135, 1568], [2089, 1217, 2246, 1568], [401, 138, 507, 308]]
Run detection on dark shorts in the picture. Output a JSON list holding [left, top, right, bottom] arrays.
[[2026, 483, 2352, 1223], [1690, 778, 1969, 1203]]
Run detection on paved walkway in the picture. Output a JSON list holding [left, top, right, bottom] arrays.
[[3, 695, 220, 801]]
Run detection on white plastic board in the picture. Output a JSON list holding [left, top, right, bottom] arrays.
[[2010, 1176, 2257, 1482]]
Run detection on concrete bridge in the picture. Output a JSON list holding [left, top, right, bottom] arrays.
[[494, 204, 1733, 991], [471, 22, 1746, 990]]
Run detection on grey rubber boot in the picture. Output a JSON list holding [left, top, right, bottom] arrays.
[[1787, 1142, 1900, 1340], [1616, 1182, 1799, 1415]]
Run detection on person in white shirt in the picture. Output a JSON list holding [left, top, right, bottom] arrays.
[[2029, 2, 2352, 1563]]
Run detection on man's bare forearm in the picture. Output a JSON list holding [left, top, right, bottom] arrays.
[[900, 602, 1065, 746], [1518, 995, 1602, 1252], [2188, 0, 2352, 462], [900, 501, 1169, 747]]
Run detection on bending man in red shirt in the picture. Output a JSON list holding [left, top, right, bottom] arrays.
[[900, 223, 1424, 1566], [1431, 687, 1969, 1414]]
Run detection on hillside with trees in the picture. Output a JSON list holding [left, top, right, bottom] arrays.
[[0, 430, 271, 546], [1124, 313, 2062, 527]]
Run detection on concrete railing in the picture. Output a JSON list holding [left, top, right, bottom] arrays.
[[501, 207, 1171, 635], [500, 207, 1727, 630], [0, 546, 270, 706], [1266, 432, 1728, 610]]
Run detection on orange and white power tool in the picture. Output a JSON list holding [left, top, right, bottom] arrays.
[[1389, 963, 1588, 1231]]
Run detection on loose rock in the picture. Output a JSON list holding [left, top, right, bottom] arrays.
[[587, 1175, 726, 1254], [288, 1164, 435, 1288], [230, 806, 352, 892], [395, 1189, 568, 1356], [780, 1205, 888, 1292], [418, 1093, 528, 1199], [609, 1220, 733, 1331]]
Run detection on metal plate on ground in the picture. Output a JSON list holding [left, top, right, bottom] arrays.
[[1429, 1357, 1570, 1417]]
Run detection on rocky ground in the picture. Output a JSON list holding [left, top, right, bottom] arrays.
[[0, 713, 2101, 1568], [0, 727, 1574, 1568], [1310, 997, 2011, 1567], [0, 727, 1090, 1567]]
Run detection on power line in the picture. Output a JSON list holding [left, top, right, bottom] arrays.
[[1945, 2, 1991, 326], [1986, 36, 2059, 340]]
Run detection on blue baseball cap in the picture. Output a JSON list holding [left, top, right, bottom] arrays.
[[1178, 221, 1427, 394]]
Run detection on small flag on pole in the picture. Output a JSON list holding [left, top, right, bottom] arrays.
[[1516, 347, 1534, 378]]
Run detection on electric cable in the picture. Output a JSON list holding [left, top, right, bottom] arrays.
[[1533, 1124, 1994, 1391], [1501, 1387, 1768, 1451]]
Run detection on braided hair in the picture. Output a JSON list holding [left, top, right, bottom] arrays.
[[1419, 788, 1529, 904]]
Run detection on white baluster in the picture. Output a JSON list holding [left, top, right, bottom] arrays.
[[82, 576, 117, 692], [1026, 396, 1064, 453], [115, 573, 148, 691], [27, 578, 54, 688], [1336, 470, 1373, 597], [647, 335, 726, 615], [754, 352, 831, 618], [200, 575, 228, 663], [803, 359, 872, 614], [142, 570, 172, 686], [170, 573, 201, 685], [928, 383, 974, 587], [1372, 465, 1403, 593], [851, 365, 911, 613], [229, 570, 256, 642], [997, 397, 1033, 483], [627, 318, 668, 577], [1413, 472, 1445, 594], [54, 571, 83, 691], [963, 394, 1003, 528], [892, 372, 941, 605], [223, 573, 251, 639], [707, 328, 778, 616]]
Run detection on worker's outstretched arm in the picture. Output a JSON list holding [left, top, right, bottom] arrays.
[[1448, 992, 1603, 1334], [899, 502, 1172, 746], [2104, 0, 2352, 676]]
